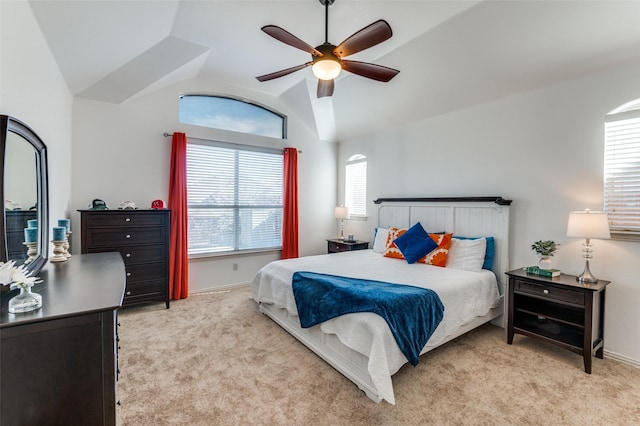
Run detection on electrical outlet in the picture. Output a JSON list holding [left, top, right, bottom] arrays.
[[232, 263, 238, 271]]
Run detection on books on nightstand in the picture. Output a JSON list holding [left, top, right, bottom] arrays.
[[525, 266, 561, 277]]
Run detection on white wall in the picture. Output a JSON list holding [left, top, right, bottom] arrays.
[[0, 0, 73, 253], [339, 61, 640, 366], [71, 77, 337, 292]]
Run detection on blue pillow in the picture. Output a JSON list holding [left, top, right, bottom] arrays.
[[453, 236, 495, 270], [394, 222, 438, 264]]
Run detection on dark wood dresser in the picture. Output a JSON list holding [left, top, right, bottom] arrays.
[[5, 210, 37, 263], [79, 209, 170, 308], [1, 252, 125, 425]]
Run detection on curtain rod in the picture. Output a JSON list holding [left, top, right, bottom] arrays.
[[163, 132, 301, 153]]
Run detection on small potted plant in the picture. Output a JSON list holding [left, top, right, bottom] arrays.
[[531, 240, 559, 269]]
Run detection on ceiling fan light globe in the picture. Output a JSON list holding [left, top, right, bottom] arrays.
[[312, 59, 341, 80]]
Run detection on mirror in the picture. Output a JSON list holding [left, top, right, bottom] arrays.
[[1, 115, 49, 276]]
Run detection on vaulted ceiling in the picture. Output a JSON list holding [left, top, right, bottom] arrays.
[[29, 0, 640, 142]]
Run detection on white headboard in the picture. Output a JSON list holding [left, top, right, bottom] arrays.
[[375, 197, 511, 289]]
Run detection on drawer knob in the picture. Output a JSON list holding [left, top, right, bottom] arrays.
[[125, 218, 131, 222], [126, 291, 131, 295], [126, 234, 131, 239], [126, 272, 131, 277], [125, 253, 131, 258], [543, 289, 550, 294]]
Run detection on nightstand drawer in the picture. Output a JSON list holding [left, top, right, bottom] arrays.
[[327, 239, 369, 253], [515, 279, 585, 306], [328, 241, 350, 253]]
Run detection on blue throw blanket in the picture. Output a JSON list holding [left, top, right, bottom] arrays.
[[291, 271, 444, 366]]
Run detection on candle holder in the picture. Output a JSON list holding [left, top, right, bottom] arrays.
[[63, 231, 72, 258], [50, 240, 67, 262], [23, 241, 38, 264]]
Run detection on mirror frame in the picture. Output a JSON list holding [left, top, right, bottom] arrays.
[[1, 115, 49, 275]]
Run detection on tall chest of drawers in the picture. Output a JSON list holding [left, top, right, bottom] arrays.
[[80, 209, 170, 308], [6, 210, 37, 263]]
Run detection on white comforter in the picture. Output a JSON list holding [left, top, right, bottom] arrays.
[[251, 249, 500, 404]]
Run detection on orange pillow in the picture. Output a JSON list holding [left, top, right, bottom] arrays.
[[418, 233, 452, 267], [383, 227, 452, 267], [382, 227, 408, 260]]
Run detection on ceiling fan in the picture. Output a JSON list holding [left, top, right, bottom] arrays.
[[256, 0, 400, 98]]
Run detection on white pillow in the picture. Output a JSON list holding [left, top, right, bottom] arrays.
[[372, 227, 390, 253], [447, 237, 486, 272]]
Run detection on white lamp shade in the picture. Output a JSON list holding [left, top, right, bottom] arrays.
[[334, 206, 349, 220], [312, 59, 342, 80], [567, 210, 611, 239]]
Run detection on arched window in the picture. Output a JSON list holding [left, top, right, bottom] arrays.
[[604, 99, 640, 240], [345, 154, 367, 217], [179, 94, 287, 139]]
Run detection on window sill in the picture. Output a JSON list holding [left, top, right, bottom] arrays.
[[610, 231, 640, 243], [189, 247, 281, 260], [347, 215, 368, 222]]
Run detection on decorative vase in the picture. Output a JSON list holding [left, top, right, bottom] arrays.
[[8, 285, 42, 313], [538, 255, 552, 270]]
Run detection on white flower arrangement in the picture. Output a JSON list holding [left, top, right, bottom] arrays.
[[0, 260, 43, 290]]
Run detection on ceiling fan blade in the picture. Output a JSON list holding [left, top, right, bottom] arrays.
[[317, 79, 334, 98], [341, 60, 399, 82], [261, 25, 322, 56], [333, 20, 393, 58], [256, 62, 312, 82]]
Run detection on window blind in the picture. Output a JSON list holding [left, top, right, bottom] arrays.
[[345, 159, 367, 216], [187, 142, 283, 255], [604, 111, 640, 234]]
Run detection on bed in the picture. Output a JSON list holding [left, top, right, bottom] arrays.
[[251, 197, 511, 404]]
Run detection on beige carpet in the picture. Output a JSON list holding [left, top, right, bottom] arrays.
[[116, 287, 640, 425]]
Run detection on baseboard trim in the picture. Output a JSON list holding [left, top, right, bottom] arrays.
[[190, 282, 250, 294], [604, 350, 640, 369]]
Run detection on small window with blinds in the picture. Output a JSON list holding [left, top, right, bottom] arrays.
[[186, 141, 283, 255], [345, 154, 367, 217], [604, 100, 640, 241]]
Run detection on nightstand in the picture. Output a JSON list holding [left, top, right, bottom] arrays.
[[506, 268, 610, 374], [327, 239, 369, 254]]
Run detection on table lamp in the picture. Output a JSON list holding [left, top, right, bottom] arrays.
[[334, 206, 349, 240], [566, 209, 610, 283]]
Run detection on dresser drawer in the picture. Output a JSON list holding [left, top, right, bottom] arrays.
[[514, 279, 585, 306], [87, 245, 166, 265], [82, 212, 167, 228], [125, 262, 167, 284], [84, 226, 166, 247], [123, 280, 166, 300]]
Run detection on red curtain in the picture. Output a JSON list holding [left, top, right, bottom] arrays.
[[168, 132, 189, 299], [281, 147, 299, 259]]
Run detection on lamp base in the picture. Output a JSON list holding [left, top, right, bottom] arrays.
[[577, 259, 599, 283]]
